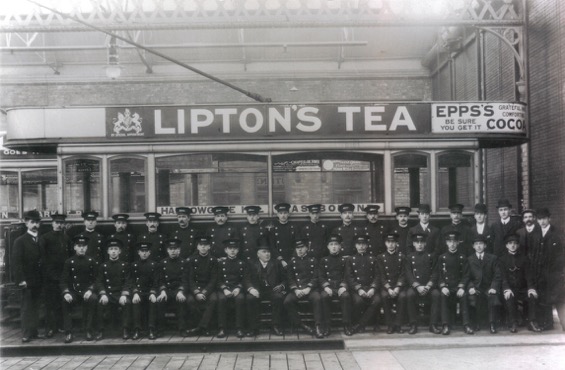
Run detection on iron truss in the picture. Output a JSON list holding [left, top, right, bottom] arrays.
[[1, 0, 524, 32]]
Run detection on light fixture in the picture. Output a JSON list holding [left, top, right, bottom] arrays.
[[105, 35, 122, 79], [516, 79, 526, 97], [290, 86, 298, 92]]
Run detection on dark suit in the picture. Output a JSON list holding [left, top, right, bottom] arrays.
[[270, 221, 296, 264], [170, 225, 199, 259], [247, 258, 287, 330], [239, 223, 268, 261], [284, 255, 323, 327], [405, 251, 440, 326], [490, 218, 522, 257], [12, 232, 43, 338], [438, 250, 471, 326], [517, 224, 542, 258], [138, 231, 167, 262], [184, 253, 218, 330], [207, 224, 237, 259], [319, 253, 352, 327], [470, 223, 493, 254], [406, 223, 440, 255], [217, 257, 250, 330], [96, 259, 131, 330], [388, 224, 411, 255], [377, 251, 407, 327], [499, 251, 537, 324], [157, 256, 187, 330], [77, 229, 105, 262], [130, 258, 158, 331], [301, 222, 329, 259], [108, 230, 136, 262], [345, 253, 381, 328], [467, 253, 501, 325], [363, 222, 387, 256]]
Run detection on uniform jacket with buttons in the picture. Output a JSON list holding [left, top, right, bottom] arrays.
[[376, 251, 406, 290], [239, 223, 268, 261], [287, 255, 318, 291], [130, 258, 158, 295], [217, 257, 250, 291], [108, 230, 136, 263], [301, 222, 329, 259], [96, 259, 130, 297], [388, 224, 411, 255], [440, 223, 473, 256], [138, 231, 167, 262], [406, 223, 440, 256], [158, 256, 185, 293], [319, 253, 347, 291], [332, 223, 362, 256], [438, 250, 470, 291], [467, 252, 501, 293], [12, 232, 43, 288], [345, 253, 380, 292], [170, 225, 199, 259], [247, 258, 287, 292], [405, 251, 438, 289], [77, 229, 105, 262], [364, 222, 387, 256], [270, 221, 296, 262], [60, 254, 98, 295], [39, 230, 72, 282], [207, 223, 237, 259], [185, 253, 218, 296]]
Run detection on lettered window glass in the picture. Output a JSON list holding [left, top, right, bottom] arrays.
[[22, 169, 58, 214], [63, 158, 102, 214], [0, 171, 19, 219], [392, 152, 430, 208], [437, 151, 474, 210], [109, 157, 147, 214]]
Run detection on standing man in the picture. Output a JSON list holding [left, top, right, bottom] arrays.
[[207, 206, 237, 259], [76, 211, 105, 262], [332, 203, 361, 256], [12, 210, 43, 343], [517, 209, 541, 257], [440, 204, 473, 256], [39, 212, 72, 338], [300, 204, 329, 259], [389, 206, 412, 255], [108, 213, 136, 263], [270, 202, 296, 267], [138, 212, 167, 262], [170, 207, 199, 259], [362, 205, 387, 256], [130, 241, 159, 340], [490, 199, 522, 257], [471, 203, 492, 253], [239, 205, 268, 262], [406, 204, 440, 255]]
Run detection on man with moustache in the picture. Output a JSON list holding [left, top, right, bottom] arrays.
[[362, 205, 387, 256], [39, 212, 72, 338], [12, 210, 44, 342], [108, 213, 136, 262], [239, 205, 268, 262], [517, 209, 541, 257], [490, 199, 522, 257], [170, 207, 199, 259], [138, 212, 167, 262], [270, 203, 296, 267], [332, 203, 362, 256], [76, 211, 105, 262], [207, 206, 237, 259], [300, 204, 329, 259], [440, 204, 473, 256], [406, 204, 440, 255], [388, 206, 412, 255]]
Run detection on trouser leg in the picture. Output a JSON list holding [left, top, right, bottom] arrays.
[[283, 293, 301, 326], [340, 292, 352, 326], [320, 291, 332, 328], [358, 295, 381, 328], [308, 291, 323, 326], [246, 294, 259, 331], [406, 288, 418, 324], [271, 292, 285, 327], [234, 293, 245, 329], [199, 293, 217, 329]]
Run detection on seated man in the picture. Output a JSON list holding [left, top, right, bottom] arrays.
[[283, 238, 324, 338], [246, 236, 287, 336], [345, 235, 382, 334], [405, 232, 441, 334], [319, 234, 352, 336], [130, 242, 158, 340]]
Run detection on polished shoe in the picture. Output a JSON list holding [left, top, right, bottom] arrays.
[[387, 326, 395, 334], [123, 329, 130, 340], [58, 328, 66, 334], [95, 332, 104, 341], [430, 325, 442, 335], [408, 324, 417, 335], [132, 329, 141, 340], [186, 327, 203, 337], [441, 324, 450, 335], [489, 323, 497, 334], [300, 323, 314, 335], [474, 324, 481, 332], [396, 326, 404, 334], [246, 329, 259, 337], [180, 329, 189, 338], [236, 329, 245, 338], [217, 328, 226, 338], [64, 332, 73, 344], [86, 331, 94, 341], [21, 337, 31, 343], [322, 326, 331, 337], [148, 328, 157, 340], [45, 329, 55, 339], [344, 326, 353, 336], [527, 321, 542, 332], [509, 323, 518, 333], [463, 325, 475, 335], [315, 325, 324, 339], [272, 326, 283, 336]]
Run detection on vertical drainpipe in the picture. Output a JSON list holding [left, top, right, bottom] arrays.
[[521, 0, 531, 211], [477, 29, 487, 205], [267, 152, 273, 218]]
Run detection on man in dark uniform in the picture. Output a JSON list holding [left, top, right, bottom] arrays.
[[12, 210, 43, 343], [467, 234, 501, 334], [471, 204, 492, 254], [407, 204, 440, 255], [499, 234, 542, 333], [76, 211, 105, 262], [61, 235, 98, 343], [377, 232, 408, 334], [362, 205, 387, 256], [300, 204, 328, 259], [405, 232, 441, 334], [130, 241, 159, 340], [95, 238, 131, 340], [39, 212, 72, 338], [389, 206, 412, 255], [138, 212, 167, 262], [332, 203, 361, 256], [216, 238, 249, 338], [345, 235, 382, 334], [184, 235, 218, 337], [319, 234, 352, 336], [283, 238, 324, 338], [440, 204, 473, 256], [270, 202, 296, 267], [108, 213, 136, 263], [490, 199, 522, 257], [438, 231, 474, 335], [170, 207, 199, 259], [239, 205, 268, 262], [246, 236, 287, 336], [207, 206, 237, 259], [156, 238, 187, 336]]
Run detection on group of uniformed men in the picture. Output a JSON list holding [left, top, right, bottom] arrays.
[[11, 199, 565, 343]]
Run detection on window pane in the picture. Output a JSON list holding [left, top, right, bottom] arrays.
[[22, 169, 58, 213], [110, 157, 146, 214], [272, 153, 384, 207], [393, 153, 430, 208], [156, 154, 267, 211], [0, 171, 19, 218], [64, 158, 101, 214], [437, 151, 474, 210]]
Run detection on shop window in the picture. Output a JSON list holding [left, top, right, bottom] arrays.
[[63, 158, 101, 215], [392, 152, 430, 208], [437, 151, 474, 210], [109, 157, 147, 214], [0, 171, 19, 219], [272, 152, 384, 206], [22, 169, 58, 213], [156, 154, 268, 210]]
